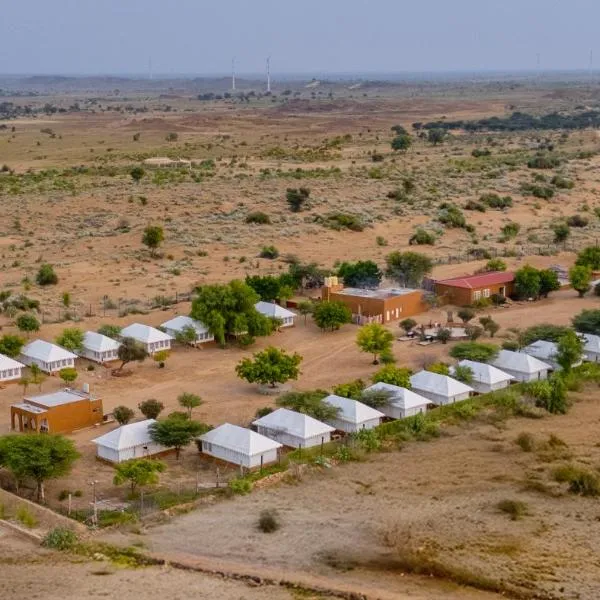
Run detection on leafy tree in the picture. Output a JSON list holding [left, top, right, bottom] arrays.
[[572, 309, 600, 335], [359, 388, 393, 408], [391, 124, 408, 135], [149, 414, 208, 460], [514, 265, 541, 300], [391, 134, 412, 152], [138, 398, 164, 419], [356, 323, 394, 364], [142, 225, 164, 257], [16, 313, 40, 336], [286, 187, 310, 212], [190, 280, 273, 345], [333, 378, 366, 400], [276, 390, 339, 421], [521, 323, 570, 345], [97, 324, 122, 339], [427, 362, 450, 375], [575, 246, 600, 270], [297, 300, 315, 325], [312, 301, 352, 332], [457, 308, 476, 323], [371, 365, 412, 388], [113, 458, 165, 494], [453, 365, 474, 384], [59, 367, 78, 386], [236, 347, 302, 388], [437, 328, 451, 344], [465, 324, 484, 341], [113, 405, 135, 425], [245, 275, 283, 301], [175, 324, 198, 345], [569, 265, 592, 297], [555, 330, 584, 373], [36, 264, 58, 286], [552, 222, 570, 243], [117, 337, 148, 371], [0, 434, 79, 501], [129, 166, 145, 183], [538, 269, 560, 298], [30, 363, 45, 391], [484, 258, 507, 272], [153, 349, 169, 367], [178, 392, 203, 418], [0, 334, 24, 357], [449, 342, 499, 362], [385, 251, 433, 287], [399, 318, 417, 334], [480, 317, 500, 337], [546, 375, 568, 415], [55, 328, 84, 352], [337, 260, 382, 289], [427, 128, 447, 145]]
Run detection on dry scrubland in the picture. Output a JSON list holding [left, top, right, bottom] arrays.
[[2, 79, 600, 599]]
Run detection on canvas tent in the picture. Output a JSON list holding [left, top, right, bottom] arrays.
[[20, 340, 77, 374], [451, 360, 514, 394], [582, 333, 600, 363], [0, 354, 25, 382], [253, 408, 334, 448], [322, 394, 384, 433], [160, 315, 214, 345], [490, 350, 551, 383], [410, 370, 473, 405], [523, 340, 581, 371], [120, 323, 172, 354], [254, 301, 296, 327], [362, 382, 429, 419], [79, 331, 121, 363]]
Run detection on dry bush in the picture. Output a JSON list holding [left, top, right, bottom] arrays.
[[515, 432, 536, 452], [497, 499, 529, 520]]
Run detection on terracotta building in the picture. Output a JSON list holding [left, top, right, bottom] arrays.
[[10, 387, 103, 434], [322, 278, 426, 324], [434, 271, 515, 306]]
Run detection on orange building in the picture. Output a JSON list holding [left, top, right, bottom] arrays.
[[434, 271, 515, 306], [11, 387, 103, 434], [322, 280, 426, 324]]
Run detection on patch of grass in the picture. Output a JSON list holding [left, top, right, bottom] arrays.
[[257, 509, 280, 533], [42, 527, 78, 551], [515, 432, 536, 452], [497, 499, 529, 520], [15, 506, 38, 529], [553, 464, 600, 496]]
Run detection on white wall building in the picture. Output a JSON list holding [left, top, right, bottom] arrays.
[[160, 315, 214, 345], [322, 394, 384, 433], [490, 350, 551, 383], [582, 333, 600, 362], [523, 339, 582, 371], [410, 370, 473, 406], [120, 323, 172, 354], [363, 382, 430, 419], [92, 419, 168, 463], [254, 301, 296, 327], [79, 331, 121, 364], [199, 423, 282, 469], [451, 360, 514, 394], [253, 408, 335, 449], [0, 354, 25, 382], [20, 340, 78, 374]]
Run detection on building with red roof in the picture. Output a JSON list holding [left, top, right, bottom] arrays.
[[434, 271, 515, 306]]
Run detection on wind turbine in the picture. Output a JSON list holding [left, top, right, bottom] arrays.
[[266, 56, 271, 93]]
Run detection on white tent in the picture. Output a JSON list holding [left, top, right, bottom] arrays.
[[120, 323, 172, 354], [253, 408, 334, 448], [79, 331, 121, 364], [363, 382, 430, 419], [0, 354, 25, 382], [255, 301, 296, 327], [523, 340, 581, 371], [451, 360, 514, 394], [199, 423, 282, 469], [160, 315, 214, 344], [322, 394, 384, 433], [20, 340, 78, 374], [490, 350, 551, 382], [410, 370, 473, 406], [92, 419, 168, 463], [582, 333, 600, 363]]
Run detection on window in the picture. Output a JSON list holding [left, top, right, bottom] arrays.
[[483, 288, 490, 298], [474, 290, 482, 301]]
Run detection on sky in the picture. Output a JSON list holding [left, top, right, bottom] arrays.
[[2, 0, 600, 76]]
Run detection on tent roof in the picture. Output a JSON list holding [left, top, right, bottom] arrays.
[[454, 360, 514, 385], [253, 408, 334, 439], [0, 353, 25, 370], [491, 349, 552, 374], [322, 394, 384, 424], [255, 301, 296, 320], [523, 340, 558, 361], [21, 339, 78, 362], [363, 382, 430, 410], [160, 315, 209, 335], [120, 323, 172, 344], [92, 419, 158, 451], [410, 370, 473, 397], [83, 331, 121, 353], [200, 423, 282, 455], [582, 333, 600, 352]]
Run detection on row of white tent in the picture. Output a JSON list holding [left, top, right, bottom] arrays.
[[0, 302, 298, 379]]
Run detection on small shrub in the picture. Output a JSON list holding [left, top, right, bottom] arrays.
[[464, 199, 486, 212], [501, 222, 520, 240], [36, 264, 58, 286], [257, 509, 280, 533], [229, 478, 252, 495], [497, 499, 528, 521], [245, 211, 271, 225], [320, 213, 365, 232], [376, 236, 388, 247], [16, 506, 38, 528], [515, 432, 535, 452], [42, 527, 78, 551], [472, 148, 491, 157], [550, 175, 574, 189], [567, 214, 588, 228], [480, 193, 513, 209], [527, 154, 560, 169], [259, 246, 279, 259], [409, 228, 435, 245]]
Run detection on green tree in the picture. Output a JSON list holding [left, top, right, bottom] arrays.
[[555, 330, 584, 373], [399, 318, 417, 334], [356, 323, 394, 364], [391, 124, 408, 135], [465, 324, 484, 341], [142, 225, 164, 257], [0, 434, 79, 501], [333, 378, 366, 400], [130, 166, 145, 183], [457, 308, 476, 323], [484, 258, 507, 272], [58, 367, 78, 386], [371, 365, 412, 388], [385, 251, 433, 287], [286, 187, 310, 212], [427, 362, 450, 375], [36, 264, 58, 286], [552, 222, 570, 243], [538, 269, 560, 298], [55, 328, 84, 352], [453, 365, 474, 384], [18, 376, 31, 395], [312, 301, 352, 332], [337, 260, 382, 288], [437, 328, 451, 344], [16, 313, 40, 337], [175, 324, 198, 345], [276, 390, 339, 421], [427, 128, 447, 145], [449, 342, 499, 362], [113, 405, 135, 425], [113, 458, 165, 494], [30, 363, 46, 391], [245, 275, 283, 302], [569, 265, 592, 297], [391, 134, 412, 152], [0, 334, 25, 357], [575, 246, 600, 270], [97, 324, 122, 339], [514, 265, 541, 300], [117, 337, 148, 371], [297, 300, 314, 325], [481, 317, 500, 337], [236, 346, 302, 388], [178, 392, 203, 418], [138, 398, 164, 419], [149, 414, 208, 460], [190, 280, 272, 345], [153, 349, 169, 367], [359, 388, 393, 408], [572, 309, 600, 335]]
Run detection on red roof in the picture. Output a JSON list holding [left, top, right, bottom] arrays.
[[436, 271, 514, 290]]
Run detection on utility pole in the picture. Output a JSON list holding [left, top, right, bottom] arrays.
[[231, 57, 236, 91], [266, 56, 271, 93], [89, 480, 98, 528]]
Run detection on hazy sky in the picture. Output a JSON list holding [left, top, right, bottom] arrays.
[[2, 0, 600, 75]]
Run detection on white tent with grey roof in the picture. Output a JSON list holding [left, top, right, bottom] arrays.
[[20, 339, 78, 373], [410, 370, 473, 406], [490, 350, 551, 382], [79, 331, 121, 363], [362, 382, 429, 419], [253, 408, 334, 448], [254, 301, 296, 327], [160, 315, 214, 345], [322, 394, 384, 433], [0, 353, 25, 382], [581, 333, 600, 362], [451, 360, 514, 394], [120, 323, 172, 354]]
